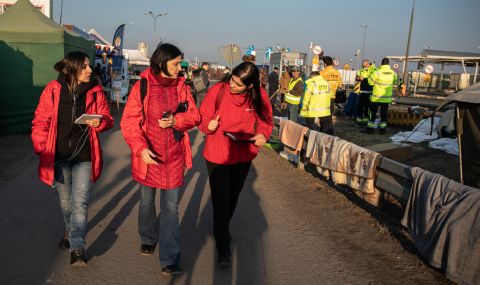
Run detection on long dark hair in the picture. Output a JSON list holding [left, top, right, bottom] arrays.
[[150, 43, 183, 76], [54, 51, 90, 94], [222, 62, 270, 123]]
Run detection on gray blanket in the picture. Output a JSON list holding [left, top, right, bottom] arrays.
[[402, 167, 480, 285]]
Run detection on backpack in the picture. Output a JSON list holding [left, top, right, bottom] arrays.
[[192, 75, 207, 93]]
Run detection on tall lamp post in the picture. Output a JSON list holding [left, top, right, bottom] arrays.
[[144, 11, 167, 33], [360, 24, 370, 61], [59, 0, 64, 24], [402, 0, 416, 96]]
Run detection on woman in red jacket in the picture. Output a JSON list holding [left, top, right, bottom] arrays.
[[120, 43, 200, 276], [199, 62, 273, 267], [31, 51, 113, 266]]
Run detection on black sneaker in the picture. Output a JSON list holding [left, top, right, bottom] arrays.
[[217, 252, 231, 268], [58, 236, 70, 249], [161, 264, 182, 276], [70, 249, 87, 267], [140, 244, 155, 256]]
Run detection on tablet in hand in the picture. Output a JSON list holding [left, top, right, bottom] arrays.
[[74, 114, 103, 125]]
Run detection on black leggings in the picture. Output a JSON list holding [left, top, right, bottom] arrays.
[[206, 160, 252, 255]]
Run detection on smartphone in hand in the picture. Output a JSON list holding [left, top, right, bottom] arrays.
[[162, 111, 172, 118]]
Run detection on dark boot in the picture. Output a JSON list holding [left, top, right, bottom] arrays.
[[70, 249, 87, 267]]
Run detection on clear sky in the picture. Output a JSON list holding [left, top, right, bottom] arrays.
[[54, 0, 480, 66]]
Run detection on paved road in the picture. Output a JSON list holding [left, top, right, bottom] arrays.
[[0, 111, 450, 285]]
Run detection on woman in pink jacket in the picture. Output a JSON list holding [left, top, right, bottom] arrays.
[[31, 51, 113, 266], [121, 43, 200, 276]]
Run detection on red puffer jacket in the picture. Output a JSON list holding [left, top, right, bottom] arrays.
[[120, 68, 200, 189], [199, 82, 273, 165], [31, 81, 114, 186]]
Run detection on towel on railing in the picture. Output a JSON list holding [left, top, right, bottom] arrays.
[[310, 134, 381, 205], [402, 167, 480, 285], [279, 119, 309, 154], [306, 130, 319, 159]]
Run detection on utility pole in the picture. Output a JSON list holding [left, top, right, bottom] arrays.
[[402, 0, 416, 96], [360, 24, 370, 61], [59, 0, 64, 25], [144, 11, 167, 46]]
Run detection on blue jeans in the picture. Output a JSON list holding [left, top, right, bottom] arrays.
[[54, 161, 92, 251], [138, 184, 180, 267], [288, 103, 299, 123]]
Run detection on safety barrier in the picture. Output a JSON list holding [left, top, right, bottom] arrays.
[[273, 117, 412, 204]]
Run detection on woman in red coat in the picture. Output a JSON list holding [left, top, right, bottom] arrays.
[[31, 51, 114, 266], [198, 62, 273, 267], [120, 43, 200, 275]]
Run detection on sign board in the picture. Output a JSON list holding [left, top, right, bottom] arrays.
[[222, 44, 241, 65], [312, 45, 322, 55], [312, 64, 319, 72], [393, 63, 400, 69], [295, 59, 304, 66], [425, 64, 434, 74], [333, 59, 339, 66], [343, 63, 351, 70], [312, 55, 319, 65]]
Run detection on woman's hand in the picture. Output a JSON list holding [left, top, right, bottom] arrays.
[[85, 119, 101, 128], [141, 148, 159, 165], [158, 115, 175, 129], [208, 115, 220, 131], [251, 134, 266, 147]]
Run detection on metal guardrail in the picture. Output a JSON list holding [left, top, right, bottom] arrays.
[[273, 117, 412, 204]]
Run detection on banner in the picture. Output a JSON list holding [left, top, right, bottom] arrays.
[[112, 24, 125, 53]]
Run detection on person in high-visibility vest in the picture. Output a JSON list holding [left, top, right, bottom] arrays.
[[365, 58, 398, 134], [320, 56, 342, 115], [300, 71, 333, 134], [283, 66, 304, 122], [355, 59, 376, 127]]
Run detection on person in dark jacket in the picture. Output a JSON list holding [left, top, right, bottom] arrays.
[[267, 67, 279, 105], [198, 62, 273, 268], [31, 51, 114, 267], [120, 43, 200, 276]]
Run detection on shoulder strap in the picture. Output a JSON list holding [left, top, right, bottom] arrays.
[[140, 78, 147, 104], [214, 83, 226, 112]]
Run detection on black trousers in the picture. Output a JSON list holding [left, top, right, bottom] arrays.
[[206, 160, 252, 255], [305, 117, 334, 135], [368, 102, 389, 129], [356, 93, 371, 123]]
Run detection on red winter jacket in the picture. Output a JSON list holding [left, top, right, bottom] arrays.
[[120, 68, 200, 189], [199, 82, 273, 165], [31, 80, 114, 186]]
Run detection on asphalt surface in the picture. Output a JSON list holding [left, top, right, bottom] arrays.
[[0, 110, 451, 285]]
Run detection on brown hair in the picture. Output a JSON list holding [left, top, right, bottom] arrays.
[[54, 51, 90, 94]]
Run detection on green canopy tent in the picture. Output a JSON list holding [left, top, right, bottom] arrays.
[[0, 0, 95, 134]]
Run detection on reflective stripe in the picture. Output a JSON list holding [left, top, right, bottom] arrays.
[[359, 91, 372, 94], [371, 80, 392, 87], [309, 107, 330, 112], [372, 95, 391, 100], [312, 91, 329, 95], [285, 93, 301, 102], [367, 121, 375, 128]]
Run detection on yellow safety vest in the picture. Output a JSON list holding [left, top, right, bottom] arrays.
[[320, 66, 342, 99], [368, 65, 397, 103], [300, 75, 331, 118], [285, 77, 303, 105]]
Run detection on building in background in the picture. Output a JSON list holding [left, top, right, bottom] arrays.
[[0, 0, 52, 18]]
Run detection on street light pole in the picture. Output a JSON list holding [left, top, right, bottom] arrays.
[[59, 0, 64, 25], [360, 24, 370, 61], [402, 0, 416, 96], [144, 11, 167, 33]]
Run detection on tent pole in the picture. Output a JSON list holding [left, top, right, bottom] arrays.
[[456, 105, 464, 184]]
